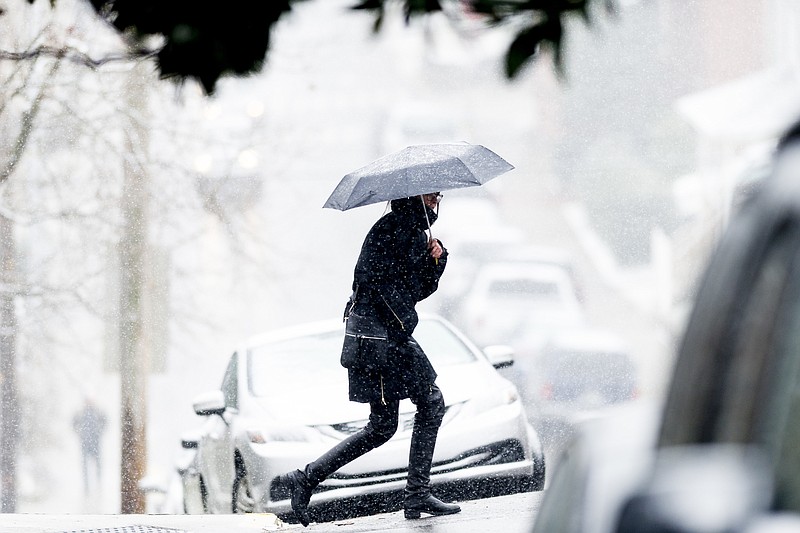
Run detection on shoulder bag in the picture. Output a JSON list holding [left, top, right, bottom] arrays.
[[340, 290, 390, 370]]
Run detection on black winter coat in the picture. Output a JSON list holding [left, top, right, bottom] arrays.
[[346, 197, 448, 403]]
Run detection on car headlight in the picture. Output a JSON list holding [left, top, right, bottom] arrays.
[[501, 386, 520, 406], [459, 381, 520, 417], [246, 425, 327, 444], [246, 429, 269, 444]]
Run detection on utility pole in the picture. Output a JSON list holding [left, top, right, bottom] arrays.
[[0, 214, 17, 513], [119, 62, 150, 514]]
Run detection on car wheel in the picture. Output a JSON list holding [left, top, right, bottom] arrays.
[[199, 475, 210, 513], [531, 453, 546, 491], [182, 472, 209, 514], [232, 459, 256, 513]]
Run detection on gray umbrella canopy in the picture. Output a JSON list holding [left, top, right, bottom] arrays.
[[323, 143, 514, 210]]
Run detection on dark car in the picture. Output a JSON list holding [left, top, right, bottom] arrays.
[[532, 123, 800, 533], [529, 328, 637, 408], [518, 328, 639, 456]]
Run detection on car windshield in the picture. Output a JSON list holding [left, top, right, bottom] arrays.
[[545, 349, 633, 374], [543, 349, 636, 402], [247, 318, 477, 398], [488, 278, 564, 301]]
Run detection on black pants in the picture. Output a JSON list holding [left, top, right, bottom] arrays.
[[303, 384, 445, 498], [80, 449, 101, 495]]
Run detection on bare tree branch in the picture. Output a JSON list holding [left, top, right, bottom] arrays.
[[0, 57, 63, 185], [0, 45, 158, 69], [0, 24, 53, 117]]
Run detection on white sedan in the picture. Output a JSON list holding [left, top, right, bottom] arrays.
[[183, 314, 545, 519], [457, 261, 585, 348]]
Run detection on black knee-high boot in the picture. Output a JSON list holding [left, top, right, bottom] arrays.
[[403, 385, 461, 519], [281, 399, 399, 526], [405, 385, 445, 497], [305, 415, 397, 485]]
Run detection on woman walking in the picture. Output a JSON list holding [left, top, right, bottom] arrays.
[[278, 193, 461, 526]]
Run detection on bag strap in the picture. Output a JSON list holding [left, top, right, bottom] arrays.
[[345, 284, 359, 320]]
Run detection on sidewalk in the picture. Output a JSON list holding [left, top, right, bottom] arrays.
[[0, 513, 285, 533], [0, 491, 543, 533]]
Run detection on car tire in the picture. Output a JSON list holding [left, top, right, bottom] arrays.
[[182, 473, 208, 514], [199, 475, 209, 513], [232, 457, 256, 513], [532, 454, 546, 491]]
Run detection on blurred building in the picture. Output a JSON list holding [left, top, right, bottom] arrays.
[[517, 0, 800, 335], [672, 0, 800, 317]]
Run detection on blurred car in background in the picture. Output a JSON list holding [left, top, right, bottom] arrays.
[[423, 192, 584, 327], [515, 327, 638, 455], [182, 314, 545, 522], [176, 433, 205, 515], [432, 230, 526, 318], [140, 432, 204, 514], [494, 245, 583, 303], [425, 193, 525, 316], [456, 261, 585, 348], [531, 127, 800, 533], [524, 328, 638, 415], [531, 401, 661, 533], [436, 242, 582, 316]]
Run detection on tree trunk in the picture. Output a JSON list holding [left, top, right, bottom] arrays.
[[119, 63, 149, 514], [0, 53, 57, 517]]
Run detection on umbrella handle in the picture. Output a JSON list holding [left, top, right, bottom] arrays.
[[421, 195, 433, 239], [420, 196, 438, 265]]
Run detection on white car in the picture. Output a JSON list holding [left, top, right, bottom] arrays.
[[183, 314, 545, 520], [456, 262, 585, 348], [427, 207, 527, 318]]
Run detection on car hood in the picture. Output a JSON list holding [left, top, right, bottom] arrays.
[[249, 362, 490, 426]]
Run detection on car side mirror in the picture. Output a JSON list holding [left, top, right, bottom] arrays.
[[192, 390, 226, 417], [615, 444, 772, 533], [180, 430, 201, 449], [483, 345, 515, 369]]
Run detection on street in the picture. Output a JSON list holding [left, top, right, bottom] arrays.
[[293, 491, 542, 533], [0, 491, 543, 533]]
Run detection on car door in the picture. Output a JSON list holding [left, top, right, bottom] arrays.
[[660, 209, 800, 512], [728, 226, 800, 514], [201, 352, 240, 513], [659, 199, 800, 446]]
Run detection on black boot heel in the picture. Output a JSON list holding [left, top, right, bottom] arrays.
[[403, 494, 461, 519], [404, 509, 422, 519]]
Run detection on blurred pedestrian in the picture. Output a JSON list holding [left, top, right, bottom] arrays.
[[278, 193, 461, 526], [72, 396, 106, 495]]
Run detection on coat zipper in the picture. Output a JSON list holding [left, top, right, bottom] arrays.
[[380, 295, 405, 331], [345, 333, 386, 341], [378, 293, 402, 406]]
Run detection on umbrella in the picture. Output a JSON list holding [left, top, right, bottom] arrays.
[[322, 142, 514, 211]]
